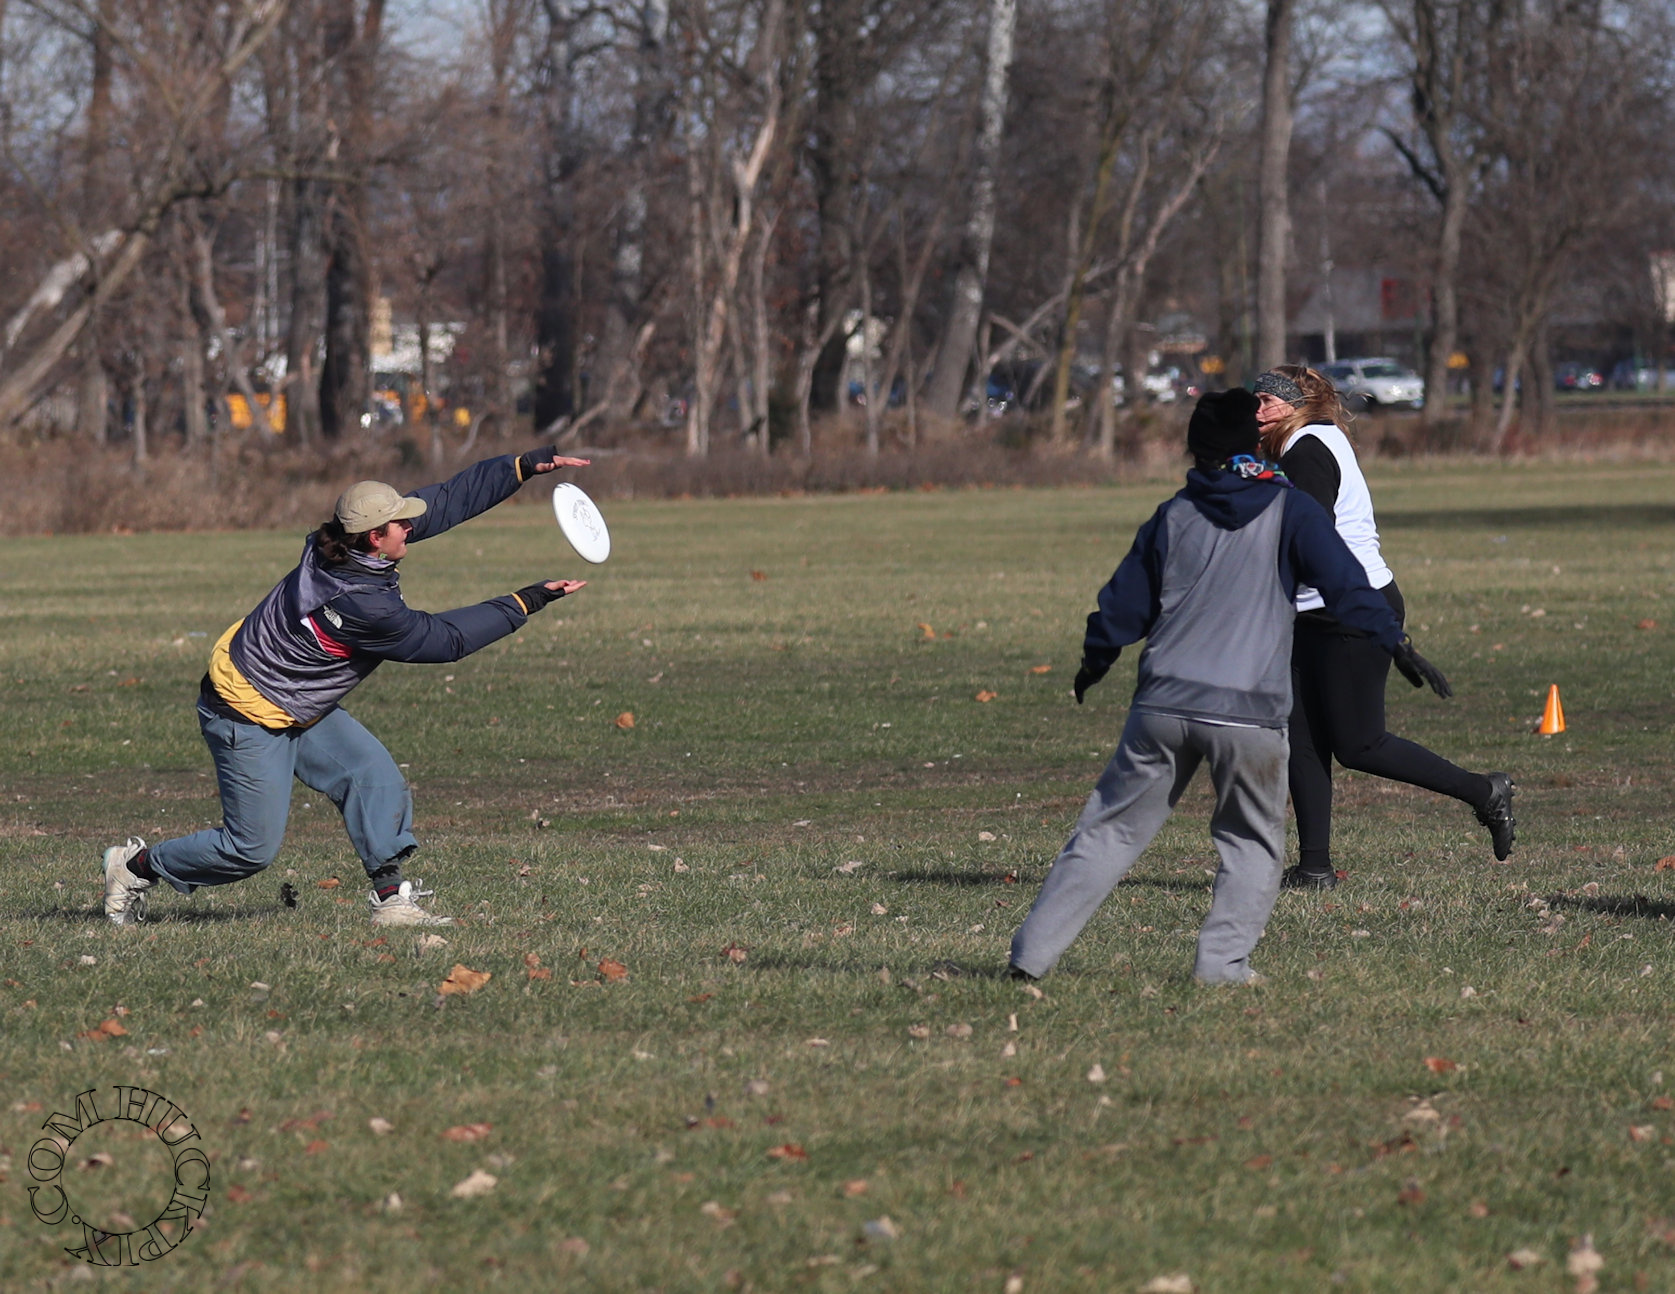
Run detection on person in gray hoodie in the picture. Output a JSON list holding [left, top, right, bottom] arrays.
[[1007, 390, 1450, 984], [101, 447, 589, 928]]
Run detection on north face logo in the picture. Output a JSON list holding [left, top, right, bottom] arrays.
[[321, 605, 343, 629]]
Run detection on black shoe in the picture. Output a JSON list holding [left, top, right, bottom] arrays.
[[1281, 865, 1338, 891], [1005, 963, 1039, 982], [1476, 771, 1516, 861]]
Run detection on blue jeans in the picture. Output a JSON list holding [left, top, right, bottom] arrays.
[[147, 700, 418, 894]]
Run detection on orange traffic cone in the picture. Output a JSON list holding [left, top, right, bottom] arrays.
[[1537, 684, 1565, 736]]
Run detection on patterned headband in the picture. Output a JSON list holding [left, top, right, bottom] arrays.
[[1253, 371, 1305, 405]]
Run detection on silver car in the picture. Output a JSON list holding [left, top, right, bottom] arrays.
[[1320, 358, 1425, 410]]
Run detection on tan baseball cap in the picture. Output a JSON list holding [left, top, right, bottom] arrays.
[[334, 481, 427, 533]]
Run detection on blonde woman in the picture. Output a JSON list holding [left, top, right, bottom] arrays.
[[1253, 365, 1514, 888]]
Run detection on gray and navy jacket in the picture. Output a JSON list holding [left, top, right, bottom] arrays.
[[1079, 466, 1403, 729], [205, 454, 546, 729]]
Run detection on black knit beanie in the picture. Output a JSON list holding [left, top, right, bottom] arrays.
[[1186, 388, 1261, 463]]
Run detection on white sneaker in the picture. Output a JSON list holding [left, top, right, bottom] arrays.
[[368, 880, 454, 927], [102, 837, 153, 926]]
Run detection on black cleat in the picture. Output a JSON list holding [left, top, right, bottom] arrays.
[[1475, 771, 1516, 861], [1281, 865, 1338, 891]]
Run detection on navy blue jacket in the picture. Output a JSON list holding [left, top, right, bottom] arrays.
[[1079, 467, 1403, 726], [222, 454, 542, 726]]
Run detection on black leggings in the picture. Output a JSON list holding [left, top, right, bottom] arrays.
[[1288, 583, 1489, 869]]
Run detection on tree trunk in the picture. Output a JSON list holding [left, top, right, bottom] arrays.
[[318, 0, 383, 441], [534, 0, 580, 434], [129, 354, 148, 466], [923, 0, 1016, 419], [1254, 0, 1295, 372], [76, 0, 116, 443], [596, 0, 670, 423]]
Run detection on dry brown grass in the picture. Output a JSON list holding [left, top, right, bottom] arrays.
[[5, 402, 1672, 535]]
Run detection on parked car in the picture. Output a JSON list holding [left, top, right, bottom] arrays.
[[1609, 360, 1675, 391], [1319, 357, 1425, 410], [1554, 362, 1605, 392], [1111, 364, 1185, 405]]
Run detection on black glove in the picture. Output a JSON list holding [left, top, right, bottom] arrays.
[[1073, 659, 1107, 705], [518, 445, 559, 479], [514, 581, 570, 614], [1391, 636, 1452, 699]]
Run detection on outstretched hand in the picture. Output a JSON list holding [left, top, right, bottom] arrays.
[[520, 445, 592, 477], [1392, 637, 1452, 699], [514, 579, 587, 613]]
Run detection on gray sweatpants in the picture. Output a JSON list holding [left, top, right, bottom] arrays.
[[1009, 710, 1289, 983]]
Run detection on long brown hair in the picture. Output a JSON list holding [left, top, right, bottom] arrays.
[[313, 518, 378, 565], [1258, 363, 1351, 459]]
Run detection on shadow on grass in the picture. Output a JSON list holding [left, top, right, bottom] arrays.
[[1381, 504, 1675, 533], [747, 954, 1011, 980], [888, 869, 1030, 887], [1552, 893, 1675, 921], [14, 905, 275, 923]]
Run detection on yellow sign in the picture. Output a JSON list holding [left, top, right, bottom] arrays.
[[1446, 350, 1469, 370], [1199, 355, 1226, 375]]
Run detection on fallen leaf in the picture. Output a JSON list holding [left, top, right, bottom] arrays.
[[415, 933, 449, 953], [842, 1180, 869, 1197], [615, 712, 636, 729], [368, 1118, 394, 1136], [442, 1123, 493, 1142], [523, 953, 542, 969], [1424, 1056, 1458, 1074], [945, 1023, 973, 1039], [1639, 618, 1657, 630], [750, 570, 767, 581], [316, 878, 341, 890], [598, 959, 629, 981], [1651, 1096, 1673, 1111], [226, 1184, 253, 1204], [1245, 1155, 1272, 1171], [449, 1170, 498, 1199], [1507, 1248, 1546, 1270], [1139, 1277, 1195, 1293], [1567, 1234, 1603, 1289], [1397, 1179, 1425, 1205], [1468, 1201, 1490, 1218], [978, 831, 997, 842], [917, 622, 936, 640], [767, 1143, 808, 1161], [1656, 857, 1675, 872], [907, 1025, 931, 1040], [862, 1216, 900, 1242], [1629, 1124, 1657, 1142], [1029, 665, 1053, 674], [699, 1200, 736, 1225], [438, 964, 492, 996], [1087, 1064, 1107, 1084], [975, 690, 998, 703], [722, 943, 748, 964], [560, 1237, 589, 1256]]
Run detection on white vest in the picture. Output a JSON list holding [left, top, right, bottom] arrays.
[[1284, 423, 1393, 611]]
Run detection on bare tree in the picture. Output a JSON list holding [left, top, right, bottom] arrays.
[[1254, 0, 1294, 373], [921, 0, 1014, 419]]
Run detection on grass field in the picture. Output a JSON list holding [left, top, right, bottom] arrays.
[[3, 459, 1675, 1293]]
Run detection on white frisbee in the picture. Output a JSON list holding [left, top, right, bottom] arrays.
[[551, 482, 611, 563]]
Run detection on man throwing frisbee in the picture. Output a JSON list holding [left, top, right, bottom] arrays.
[[101, 446, 589, 927]]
